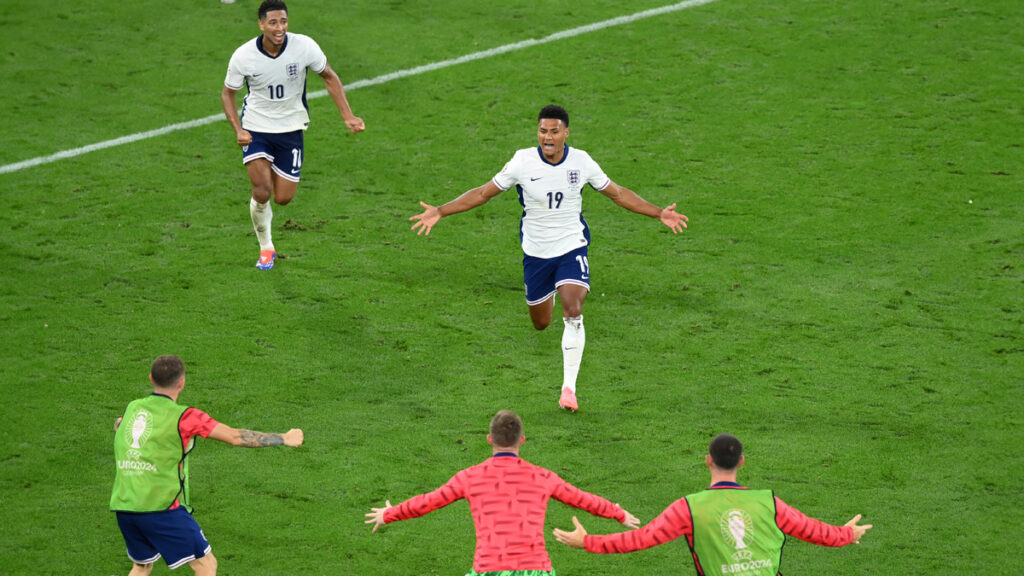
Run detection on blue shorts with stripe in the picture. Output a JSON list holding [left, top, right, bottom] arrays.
[[523, 245, 590, 305], [115, 507, 211, 569], [242, 129, 304, 183]]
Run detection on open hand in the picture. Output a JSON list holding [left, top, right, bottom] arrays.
[[365, 500, 392, 533]]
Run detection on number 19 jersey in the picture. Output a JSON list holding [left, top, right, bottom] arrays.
[[493, 145, 610, 259], [224, 33, 328, 134]]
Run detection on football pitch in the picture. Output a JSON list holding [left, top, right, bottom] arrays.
[[1, 0, 1021, 574]]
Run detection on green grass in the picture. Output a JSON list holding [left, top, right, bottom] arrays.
[[2, 0, 1022, 574]]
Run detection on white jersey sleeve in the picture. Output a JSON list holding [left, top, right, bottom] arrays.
[[224, 33, 328, 133], [579, 150, 610, 191], [492, 151, 525, 191]]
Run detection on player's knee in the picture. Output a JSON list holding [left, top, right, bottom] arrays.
[[190, 552, 217, 576], [532, 317, 551, 331], [562, 303, 583, 318], [251, 186, 272, 204], [274, 195, 293, 206]]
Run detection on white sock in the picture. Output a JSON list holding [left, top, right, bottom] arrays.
[[250, 198, 274, 251], [562, 315, 585, 393]]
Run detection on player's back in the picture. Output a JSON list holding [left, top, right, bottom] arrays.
[[460, 455, 561, 571]]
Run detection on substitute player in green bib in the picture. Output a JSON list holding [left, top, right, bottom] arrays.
[[554, 434, 872, 575], [110, 355, 303, 576]]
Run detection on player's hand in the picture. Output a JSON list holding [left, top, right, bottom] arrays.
[[344, 116, 366, 133], [553, 516, 587, 549], [236, 129, 253, 147], [410, 201, 442, 236], [365, 500, 392, 533], [620, 508, 641, 529], [283, 428, 304, 447], [844, 514, 872, 544], [659, 203, 688, 234], [114, 417, 122, 431]]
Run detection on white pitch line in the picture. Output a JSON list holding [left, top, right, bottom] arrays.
[[0, 0, 720, 175]]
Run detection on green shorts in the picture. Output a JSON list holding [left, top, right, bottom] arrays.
[[465, 570, 555, 576]]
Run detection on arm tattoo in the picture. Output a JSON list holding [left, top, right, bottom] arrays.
[[238, 429, 285, 447]]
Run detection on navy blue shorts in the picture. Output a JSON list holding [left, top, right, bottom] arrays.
[[115, 507, 211, 569], [242, 129, 304, 182], [523, 245, 590, 305]]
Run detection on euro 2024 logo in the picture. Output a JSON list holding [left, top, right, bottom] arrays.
[[721, 509, 755, 562], [125, 409, 154, 460]]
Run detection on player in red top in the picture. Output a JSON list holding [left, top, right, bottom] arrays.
[[365, 410, 640, 574], [554, 434, 873, 574]]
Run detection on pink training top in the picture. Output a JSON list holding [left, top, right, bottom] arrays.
[[384, 454, 627, 572], [585, 484, 855, 555], [171, 406, 219, 509]]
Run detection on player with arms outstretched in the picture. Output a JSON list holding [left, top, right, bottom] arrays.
[[553, 434, 873, 574], [221, 0, 364, 270], [410, 105, 687, 411], [110, 355, 303, 576], [365, 410, 639, 575]]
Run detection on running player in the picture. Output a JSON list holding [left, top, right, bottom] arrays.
[[365, 410, 640, 575], [110, 355, 303, 575], [410, 105, 688, 411], [221, 0, 365, 270]]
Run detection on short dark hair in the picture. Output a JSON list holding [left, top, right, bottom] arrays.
[[538, 105, 570, 127], [490, 410, 523, 448], [150, 355, 186, 389], [259, 0, 288, 20], [709, 433, 743, 470]]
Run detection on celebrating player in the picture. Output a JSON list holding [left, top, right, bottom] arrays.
[[110, 355, 303, 575], [553, 434, 873, 574], [365, 410, 640, 574], [410, 105, 687, 411], [221, 0, 365, 270]]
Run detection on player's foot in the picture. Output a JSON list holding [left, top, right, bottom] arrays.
[[256, 250, 276, 270], [559, 387, 578, 412]]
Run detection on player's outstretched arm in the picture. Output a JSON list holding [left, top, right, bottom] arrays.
[[319, 64, 365, 134], [410, 181, 503, 236], [364, 500, 393, 533], [207, 424, 303, 447], [598, 181, 688, 234]]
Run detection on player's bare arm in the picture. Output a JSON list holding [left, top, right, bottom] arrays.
[[319, 64, 365, 133], [220, 86, 252, 146], [208, 424, 304, 447], [598, 181, 688, 234], [410, 180, 503, 236], [364, 500, 392, 532]]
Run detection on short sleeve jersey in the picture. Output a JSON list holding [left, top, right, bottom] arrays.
[[492, 145, 610, 259], [224, 33, 328, 133], [384, 454, 626, 572]]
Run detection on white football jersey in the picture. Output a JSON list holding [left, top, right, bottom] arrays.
[[493, 145, 610, 258], [224, 33, 328, 133]]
